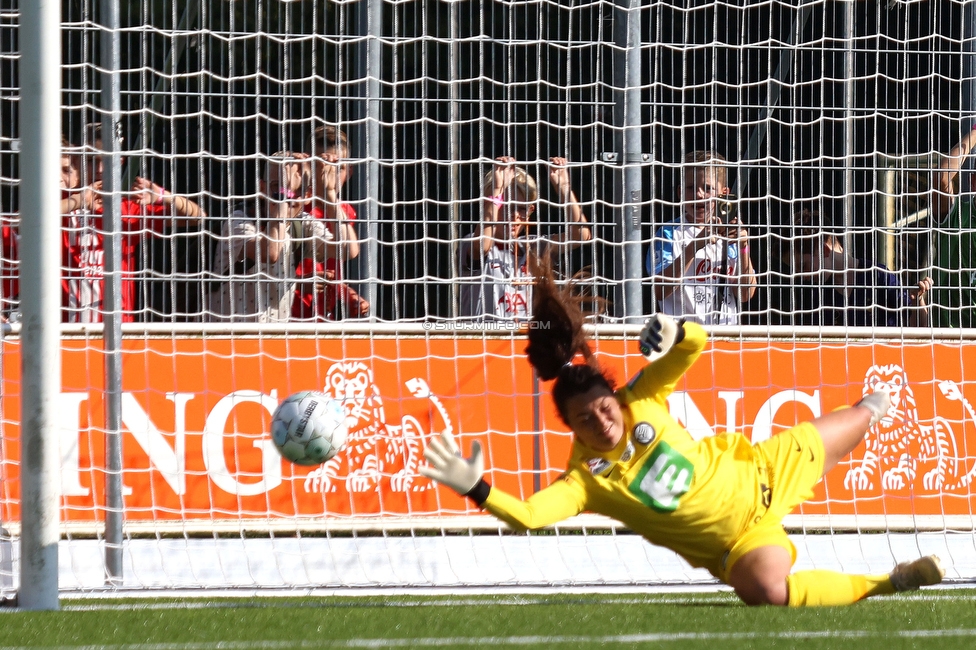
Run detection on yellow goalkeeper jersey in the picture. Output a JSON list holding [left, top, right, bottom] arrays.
[[483, 322, 770, 577]]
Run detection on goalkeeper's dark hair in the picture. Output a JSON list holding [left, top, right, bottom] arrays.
[[525, 253, 615, 425]]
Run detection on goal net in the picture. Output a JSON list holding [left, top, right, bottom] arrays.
[[1, 0, 975, 593]]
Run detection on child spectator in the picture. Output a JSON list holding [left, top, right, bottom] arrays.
[[647, 150, 756, 325], [61, 124, 205, 323], [209, 152, 330, 322], [458, 156, 592, 320], [291, 125, 367, 321], [1, 137, 98, 322]]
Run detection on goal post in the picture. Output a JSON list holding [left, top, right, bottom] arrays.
[[14, 0, 62, 611]]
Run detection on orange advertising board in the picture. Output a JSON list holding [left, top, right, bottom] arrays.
[[1, 335, 974, 526]]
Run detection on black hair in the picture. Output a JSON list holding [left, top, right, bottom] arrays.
[[524, 253, 615, 425]]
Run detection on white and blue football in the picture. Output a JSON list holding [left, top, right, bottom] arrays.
[[270, 391, 348, 466]]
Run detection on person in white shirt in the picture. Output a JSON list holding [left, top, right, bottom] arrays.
[[647, 150, 756, 325], [458, 156, 592, 320], [209, 152, 331, 322]]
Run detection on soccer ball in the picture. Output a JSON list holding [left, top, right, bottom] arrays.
[[270, 391, 348, 466]]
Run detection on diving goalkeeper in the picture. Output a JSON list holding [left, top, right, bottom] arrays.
[[420, 255, 945, 607]]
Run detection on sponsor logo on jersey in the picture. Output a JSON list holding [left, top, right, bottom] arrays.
[[620, 441, 635, 463], [628, 441, 694, 513], [633, 422, 656, 446], [587, 457, 612, 475]]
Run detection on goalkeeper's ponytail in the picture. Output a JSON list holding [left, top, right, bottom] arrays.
[[525, 253, 615, 425]]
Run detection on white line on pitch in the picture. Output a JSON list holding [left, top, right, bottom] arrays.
[[49, 589, 976, 613], [5, 629, 976, 650], [53, 594, 737, 612]]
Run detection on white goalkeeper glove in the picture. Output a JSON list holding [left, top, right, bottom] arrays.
[[420, 431, 484, 496], [638, 313, 684, 362]]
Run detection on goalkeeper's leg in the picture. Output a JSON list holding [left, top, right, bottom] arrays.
[[786, 570, 894, 606], [788, 555, 945, 606], [725, 544, 792, 606], [815, 390, 890, 476], [729, 546, 944, 606]]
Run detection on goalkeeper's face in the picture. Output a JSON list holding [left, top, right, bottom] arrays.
[[564, 387, 625, 453]]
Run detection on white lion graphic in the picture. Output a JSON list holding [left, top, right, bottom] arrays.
[[303, 362, 452, 495], [844, 364, 976, 492]]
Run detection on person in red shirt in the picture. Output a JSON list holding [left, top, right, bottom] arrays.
[[291, 125, 369, 321], [61, 125, 205, 323], [0, 212, 16, 323], [293, 256, 369, 320], [1, 138, 98, 322]]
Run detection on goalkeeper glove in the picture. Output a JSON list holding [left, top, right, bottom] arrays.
[[856, 390, 891, 428], [420, 431, 486, 498], [638, 313, 685, 362]]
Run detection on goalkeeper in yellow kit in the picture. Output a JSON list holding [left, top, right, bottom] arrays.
[[421, 256, 945, 607]]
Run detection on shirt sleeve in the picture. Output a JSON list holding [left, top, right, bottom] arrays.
[[622, 320, 708, 403], [649, 223, 677, 276], [873, 266, 904, 327], [481, 472, 588, 532]]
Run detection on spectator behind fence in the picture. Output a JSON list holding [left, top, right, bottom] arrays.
[[0, 213, 12, 323], [929, 126, 976, 329], [1, 137, 101, 323], [458, 156, 592, 320], [647, 150, 756, 325], [291, 125, 367, 321], [0, 211, 14, 323], [61, 125, 205, 323], [209, 152, 331, 322], [781, 208, 931, 328], [0, 153, 25, 321], [293, 258, 369, 321]]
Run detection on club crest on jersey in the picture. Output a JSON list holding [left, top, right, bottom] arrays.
[[587, 458, 612, 475], [633, 422, 656, 446]]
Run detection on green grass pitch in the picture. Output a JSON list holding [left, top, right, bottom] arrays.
[[1, 589, 974, 649]]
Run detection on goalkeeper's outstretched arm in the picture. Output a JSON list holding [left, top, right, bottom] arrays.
[[420, 431, 584, 531], [626, 314, 708, 402]]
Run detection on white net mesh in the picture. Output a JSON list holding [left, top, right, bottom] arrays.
[[0, 0, 975, 593]]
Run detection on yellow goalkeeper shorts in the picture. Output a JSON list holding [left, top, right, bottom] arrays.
[[718, 422, 826, 582]]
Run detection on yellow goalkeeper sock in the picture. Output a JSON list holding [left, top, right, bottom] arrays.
[[786, 571, 894, 606]]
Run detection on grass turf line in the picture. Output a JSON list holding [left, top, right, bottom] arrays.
[[1, 590, 974, 649]]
